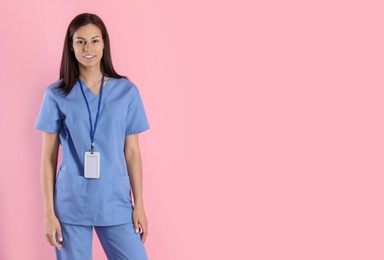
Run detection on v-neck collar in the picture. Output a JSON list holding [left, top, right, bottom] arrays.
[[79, 77, 113, 98]]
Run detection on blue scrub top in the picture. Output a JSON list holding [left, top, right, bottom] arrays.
[[34, 77, 150, 226]]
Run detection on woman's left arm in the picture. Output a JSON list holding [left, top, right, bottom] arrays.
[[124, 133, 148, 243]]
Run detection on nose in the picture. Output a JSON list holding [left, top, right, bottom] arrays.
[[83, 41, 92, 51]]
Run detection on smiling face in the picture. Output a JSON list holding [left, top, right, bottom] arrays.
[[72, 23, 104, 70]]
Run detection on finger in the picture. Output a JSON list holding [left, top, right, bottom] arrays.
[[47, 231, 56, 246], [141, 225, 148, 243], [56, 227, 63, 243], [141, 219, 148, 233], [50, 232, 62, 250], [139, 222, 148, 242], [54, 240, 63, 250], [46, 234, 54, 246], [134, 218, 140, 234], [142, 232, 148, 243], [55, 227, 63, 250], [139, 221, 147, 234], [49, 232, 58, 248]]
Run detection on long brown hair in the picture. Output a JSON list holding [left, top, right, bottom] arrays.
[[57, 13, 126, 96]]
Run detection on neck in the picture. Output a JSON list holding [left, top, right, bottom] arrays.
[[79, 65, 103, 85]]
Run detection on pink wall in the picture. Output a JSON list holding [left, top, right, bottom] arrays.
[[1, 0, 384, 259]]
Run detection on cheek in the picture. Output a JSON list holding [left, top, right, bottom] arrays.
[[72, 46, 80, 55], [73, 49, 85, 62], [74, 50, 82, 59], [97, 46, 104, 57]]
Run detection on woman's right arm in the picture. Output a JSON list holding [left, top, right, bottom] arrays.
[[40, 132, 63, 250]]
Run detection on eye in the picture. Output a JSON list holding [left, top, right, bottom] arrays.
[[92, 39, 100, 43], [76, 40, 84, 44]]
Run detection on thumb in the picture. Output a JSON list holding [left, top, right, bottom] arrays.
[[56, 227, 63, 242], [134, 218, 140, 234]]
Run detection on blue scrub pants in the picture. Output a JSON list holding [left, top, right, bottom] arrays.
[[55, 222, 148, 260]]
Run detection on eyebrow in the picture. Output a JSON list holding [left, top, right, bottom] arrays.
[[74, 36, 101, 39]]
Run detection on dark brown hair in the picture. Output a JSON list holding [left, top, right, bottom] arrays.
[[57, 13, 126, 95]]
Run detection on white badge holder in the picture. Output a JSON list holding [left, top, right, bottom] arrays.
[[84, 151, 100, 178]]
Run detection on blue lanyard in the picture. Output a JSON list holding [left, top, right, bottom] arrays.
[[78, 75, 104, 153]]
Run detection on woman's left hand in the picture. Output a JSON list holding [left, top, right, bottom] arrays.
[[132, 203, 148, 243]]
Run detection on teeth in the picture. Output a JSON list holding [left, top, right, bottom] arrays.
[[84, 55, 94, 58]]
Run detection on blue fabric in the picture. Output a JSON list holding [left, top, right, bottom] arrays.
[[55, 222, 148, 260], [78, 75, 104, 150], [35, 78, 150, 226]]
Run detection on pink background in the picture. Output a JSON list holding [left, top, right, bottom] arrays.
[[0, 0, 383, 259]]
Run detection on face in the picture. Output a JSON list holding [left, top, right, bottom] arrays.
[[72, 23, 104, 70]]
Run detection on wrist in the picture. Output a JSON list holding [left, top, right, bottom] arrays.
[[133, 200, 144, 208], [44, 211, 56, 219]]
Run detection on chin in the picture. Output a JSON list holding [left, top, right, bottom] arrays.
[[79, 61, 102, 69]]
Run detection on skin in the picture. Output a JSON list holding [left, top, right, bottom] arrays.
[[41, 24, 148, 251]]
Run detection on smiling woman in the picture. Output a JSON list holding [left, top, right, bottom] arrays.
[[73, 26, 103, 65], [71, 24, 108, 95], [58, 13, 126, 96], [34, 13, 151, 260]]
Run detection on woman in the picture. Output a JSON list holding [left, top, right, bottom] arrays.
[[35, 13, 150, 259]]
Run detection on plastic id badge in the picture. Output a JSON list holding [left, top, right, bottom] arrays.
[[84, 151, 100, 178]]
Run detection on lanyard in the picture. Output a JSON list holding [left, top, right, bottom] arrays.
[[78, 75, 104, 153]]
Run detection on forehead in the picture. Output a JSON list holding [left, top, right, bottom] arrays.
[[73, 23, 102, 39]]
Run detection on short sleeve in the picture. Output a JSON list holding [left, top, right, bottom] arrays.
[[125, 88, 150, 136], [34, 88, 63, 133]]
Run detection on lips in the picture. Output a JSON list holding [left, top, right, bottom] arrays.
[[83, 55, 95, 59]]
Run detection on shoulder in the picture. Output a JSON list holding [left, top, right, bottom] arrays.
[[45, 79, 64, 96], [112, 77, 141, 98], [40, 79, 64, 102]]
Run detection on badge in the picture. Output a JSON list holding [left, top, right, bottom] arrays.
[[84, 151, 100, 179]]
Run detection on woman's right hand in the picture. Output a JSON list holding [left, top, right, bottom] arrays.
[[44, 214, 63, 250]]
